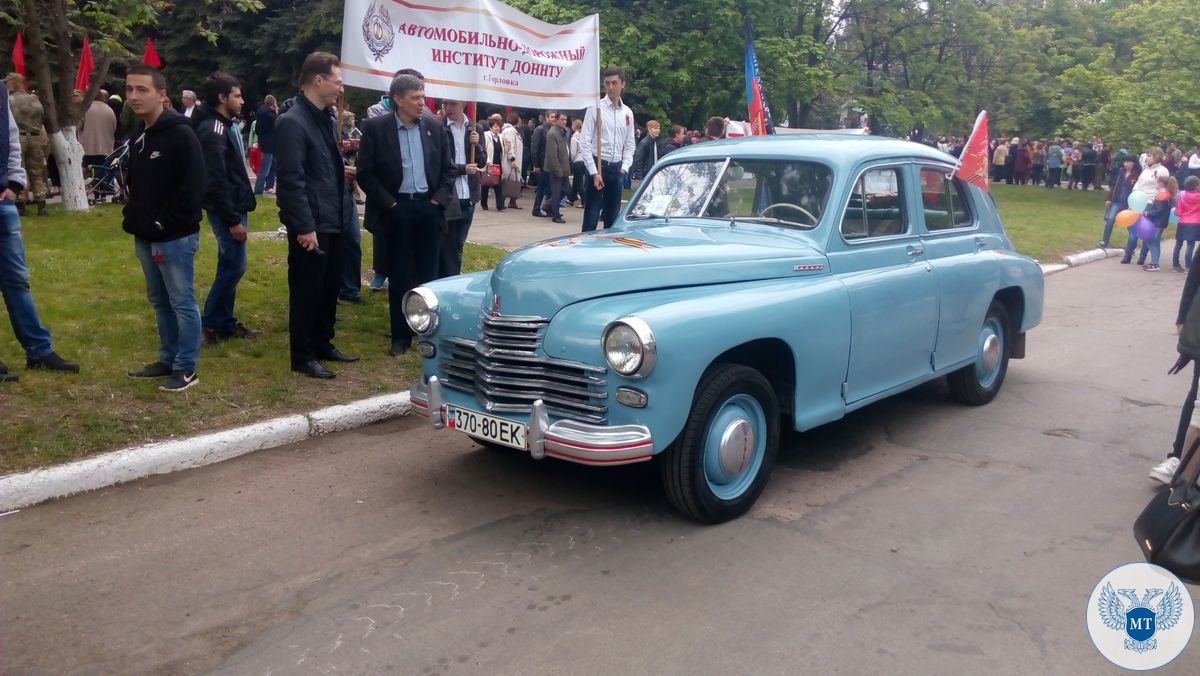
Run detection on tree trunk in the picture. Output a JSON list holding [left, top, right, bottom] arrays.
[[49, 128, 89, 211]]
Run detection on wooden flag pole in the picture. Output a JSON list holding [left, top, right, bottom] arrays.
[[596, 92, 603, 177], [468, 101, 476, 164]]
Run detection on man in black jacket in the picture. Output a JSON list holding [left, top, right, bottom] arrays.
[[193, 72, 259, 345], [530, 110, 555, 217], [440, 99, 486, 277], [356, 73, 456, 356], [632, 120, 661, 180], [122, 64, 206, 392], [253, 95, 278, 194], [275, 52, 360, 379]]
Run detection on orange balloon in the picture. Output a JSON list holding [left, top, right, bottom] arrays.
[[1115, 209, 1139, 228]]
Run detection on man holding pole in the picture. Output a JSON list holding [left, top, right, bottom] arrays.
[[440, 99, 486, 278], [578, 66, 636, 232]]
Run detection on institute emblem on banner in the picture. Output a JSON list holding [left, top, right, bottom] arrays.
[[361, 0, 395, 61]]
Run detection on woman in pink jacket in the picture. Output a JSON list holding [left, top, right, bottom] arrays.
[[1172, 176, 1200, 271]]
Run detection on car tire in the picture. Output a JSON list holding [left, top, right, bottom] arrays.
[[948, 300, 1010, 406], [660, 363, 779, 523]]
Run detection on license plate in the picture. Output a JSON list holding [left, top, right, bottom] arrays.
[[446, 406, 527, 450]]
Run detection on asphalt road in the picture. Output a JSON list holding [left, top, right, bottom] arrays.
[[4, 257, 1199, 675]]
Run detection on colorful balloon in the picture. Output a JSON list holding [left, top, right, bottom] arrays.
[[1115, 209, 1139, 228], [1170, 207, 1180, 225], [1127, 191, 1150, 212], [1135, 215, 1157, 242]]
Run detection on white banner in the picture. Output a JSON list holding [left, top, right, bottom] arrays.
[[340, 0, 600, 109]]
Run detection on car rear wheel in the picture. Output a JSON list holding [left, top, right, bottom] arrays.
[[660, 364, 779, 523], [948, 300, 1010, 405]]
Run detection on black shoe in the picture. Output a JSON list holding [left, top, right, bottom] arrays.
[[1120, 257, 1131, 264], [339, 295, 366, 305], [293, 360, 335, 379], [552, 216, 566, 224], [36, 200, 46, 216], [128, 361, 173, 378], [201, 328, 222, 346], [159, 370, 198, 392], [317, 347, 360, 362], [229, 322, 262, 338], [388, 341, 410, 357], [532, 210, 547, 218], [481, 204, 489, 211], [0, 360, 16, 382], [497, 207, 506, 212], [27, 351, 80, 373], [1137, 257, 1146, 266]]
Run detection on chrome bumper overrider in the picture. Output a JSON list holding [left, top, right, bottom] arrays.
[[411, 376, 653, 466]]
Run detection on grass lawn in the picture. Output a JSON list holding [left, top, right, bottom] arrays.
[[989, 183, 1112, 262], [0, 198, 504, 472], [0, 184, 1118, 470]]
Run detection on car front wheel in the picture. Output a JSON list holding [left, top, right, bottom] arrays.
[[660, 363, 779, 523], [948, 300, 1010, 405]]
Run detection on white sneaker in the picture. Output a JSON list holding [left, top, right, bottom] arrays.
[[1149, 456, 1180, 484]]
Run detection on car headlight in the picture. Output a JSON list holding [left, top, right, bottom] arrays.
[[403, 287, 439, 335], [603, 317, 656, 378]]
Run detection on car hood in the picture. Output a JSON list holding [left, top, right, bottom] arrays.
[[487, 221, 828, 317]]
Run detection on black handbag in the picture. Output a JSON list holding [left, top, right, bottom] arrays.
[[1134, 436, 1200, 584]]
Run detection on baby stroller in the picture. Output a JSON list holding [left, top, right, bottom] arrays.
[[85, 142, 130, 205]]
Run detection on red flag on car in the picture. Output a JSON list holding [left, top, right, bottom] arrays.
[[11, 33, 25, 77], [74, 36, 93, 91], [142, 38, 162, 68], [954, 110, 989, 191]]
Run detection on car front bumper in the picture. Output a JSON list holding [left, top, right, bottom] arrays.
[[411, 376, 654, 466]]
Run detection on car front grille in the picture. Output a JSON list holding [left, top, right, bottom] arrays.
[[439, 313, 609, 424]]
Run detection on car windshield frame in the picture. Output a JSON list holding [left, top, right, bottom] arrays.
[[628, 157, 834, 230]]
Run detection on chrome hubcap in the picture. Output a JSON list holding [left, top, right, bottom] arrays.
[[718, 419, 755, 477], [981, 334, 1000, 374]]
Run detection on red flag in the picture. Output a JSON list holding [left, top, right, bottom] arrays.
[[426, 97, 437, 112], [142, 38, 161, 68], [954, 110, 989, 192], [11, 33, 25, 77], [74, 36, 93, 91]]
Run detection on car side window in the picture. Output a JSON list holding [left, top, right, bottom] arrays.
[[919, 168, 973, 231], [841, 167, 906, 240]]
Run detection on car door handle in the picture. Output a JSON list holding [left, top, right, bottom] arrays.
[[975, 236, 988, 249], [907, 246, 925, 257]]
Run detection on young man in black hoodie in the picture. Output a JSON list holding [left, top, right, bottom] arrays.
[[122, 64, 206, 392], [193, 72, 260, 345]]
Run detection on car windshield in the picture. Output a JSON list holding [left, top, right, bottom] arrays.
[[628, 159, 834, 228]]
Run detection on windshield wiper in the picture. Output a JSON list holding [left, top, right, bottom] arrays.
[[627, 213, 671, 222], [727, 216, 805, 229]]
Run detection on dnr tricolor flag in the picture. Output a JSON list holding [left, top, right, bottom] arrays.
[[744, 18, 774, 136]]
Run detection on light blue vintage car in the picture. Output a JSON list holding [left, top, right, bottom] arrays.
[[407, 135, 1044, 523]]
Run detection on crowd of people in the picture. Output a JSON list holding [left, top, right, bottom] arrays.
[[2, 54, 703, 391]]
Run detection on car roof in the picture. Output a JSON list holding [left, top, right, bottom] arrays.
[[664, 135, 958, 169]]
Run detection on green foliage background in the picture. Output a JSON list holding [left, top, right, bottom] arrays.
[[5, 0, 1198, 147]]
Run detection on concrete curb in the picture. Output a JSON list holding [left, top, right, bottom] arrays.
[[0, 392, 411, 512], [1062, 247, 1126, 267]]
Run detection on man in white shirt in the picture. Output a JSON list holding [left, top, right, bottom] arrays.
[[440, 99, 485, 277], [578, 66, 636, 232], [180, 90, 197, 117]]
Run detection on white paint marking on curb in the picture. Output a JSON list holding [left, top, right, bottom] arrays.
[[308, 392, 412, 436], [0, 392, 413, 512], [1063, 248, 1107, 267]]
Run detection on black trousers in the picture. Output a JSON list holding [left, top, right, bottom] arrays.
[[582, 164, 624, 232], [388, 199, 442, 344], [288, 231, 343, 365], [1171, 361, 1200, 459]]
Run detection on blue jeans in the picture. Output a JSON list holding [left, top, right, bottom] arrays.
[[0, 199, 54, 359], [1124, 227, 1150, 262], [1147, 228, 1165, 266], [531, 171, 551, 213], [1100, 202, 1121, 248], [202, 212, 248, 335], [253, 152, 276, 194], [135, 234, 201, 373]]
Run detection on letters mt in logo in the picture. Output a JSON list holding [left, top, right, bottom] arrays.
[[1098, 582, 1185, 653], [361, 0, 395, 62]]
